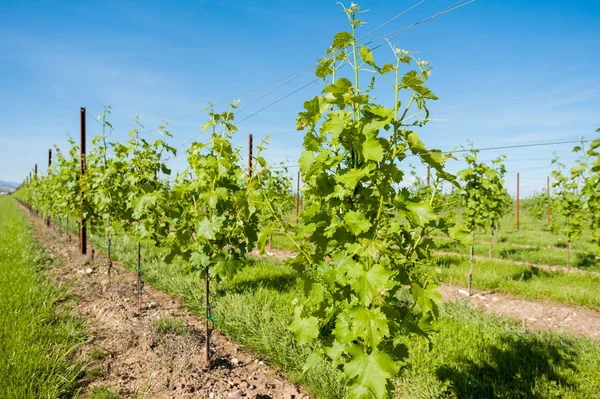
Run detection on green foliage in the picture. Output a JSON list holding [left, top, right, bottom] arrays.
[[583, 129, 600, 254], [84, 106, 129, 236], [550, 151, 586, 242], [267, 4, 459, 398], [160, 102, 262, 283], [116, 119, 175, 243], [458, 151, 509, 233], [527, 191, 550, 224]]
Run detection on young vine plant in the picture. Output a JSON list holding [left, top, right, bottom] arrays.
[[267, 4, 465, 398], [552, 141, 588, 268], [458, 150, 509, 293], [584, 128, 600, 257]]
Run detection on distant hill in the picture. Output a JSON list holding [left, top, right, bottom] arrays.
[[0, 186, 15, 194], [0, 180, 19, 188]]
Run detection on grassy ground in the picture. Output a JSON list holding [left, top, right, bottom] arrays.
[[270, 231, 600, 310], [84, 226, 600, 399], [0, 196, 87, 398], [432, 237, 600, 271], [433, 254, 600, 309]]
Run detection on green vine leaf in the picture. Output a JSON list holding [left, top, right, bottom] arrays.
[[362, 138, 385, 162], [289, 316, 320, 345], [344, 348, 399, 399], [344, 210, 372, 235], [347, 264, 395, 307]]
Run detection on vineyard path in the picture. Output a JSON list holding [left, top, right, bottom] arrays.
[[23, 206, 310, 399]]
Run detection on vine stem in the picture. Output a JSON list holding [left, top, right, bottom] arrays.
[[467, 231, 474, 296], [258, 176, 314, 267], [374, 92, 415, 225], [107, 218, 112, 279]]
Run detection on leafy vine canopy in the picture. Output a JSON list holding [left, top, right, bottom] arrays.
[[284, 3, 466, 398]]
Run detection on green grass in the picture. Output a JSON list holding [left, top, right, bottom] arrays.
[[432, 237, 600, 271], [496, 229, 594, 252], [0, 197, 87, 398], [433, 254, 600, 309], [87, 226, 600, 399], [152, 316, 190, 336], [398, 303, 600, 398], [451, 208, 595, 250], [89, 387, 119, 399], [267, 227, 600, 310]]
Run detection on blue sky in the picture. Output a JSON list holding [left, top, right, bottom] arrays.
[[1, 0, 598, 196]]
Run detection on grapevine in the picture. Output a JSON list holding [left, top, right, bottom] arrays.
[[551, 149, 587, 269], [458, 150, 509, 294], [266, 4, 463, 398]]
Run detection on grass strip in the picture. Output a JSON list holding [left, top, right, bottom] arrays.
[[0, 197, 87, 398]]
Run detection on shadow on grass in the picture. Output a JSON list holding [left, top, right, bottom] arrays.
[[574, 252, 599, 270], [436, 335, 578, 398], [499, 247, 539, 259], [434, 241, 463, 251], [436, 256, 465, 268], [221, 273, 298, 294], [509, 266, 545, 281], [509, 266, 562, 282], [217, 260, 299, 295]]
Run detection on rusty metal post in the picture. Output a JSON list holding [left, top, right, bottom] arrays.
[[516, 173, 520, 231], [248, 134, 253, 177], [33, 165, 38, 215], [80, 107, 87, 255], [296, 170, 300, 224], [46, 149, 52, 226]]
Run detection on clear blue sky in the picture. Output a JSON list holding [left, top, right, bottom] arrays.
[[1, 0, 599, 196]]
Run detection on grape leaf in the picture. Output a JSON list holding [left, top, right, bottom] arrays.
[[290, 316, 320, 345]]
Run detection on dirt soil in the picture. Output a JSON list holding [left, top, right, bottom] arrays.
[[440, 286, 600, 341], [259, 248, 600, 341], [23, 209, 310, 399]]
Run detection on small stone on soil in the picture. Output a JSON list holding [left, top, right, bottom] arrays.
[[228, 390, 243, 398]]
